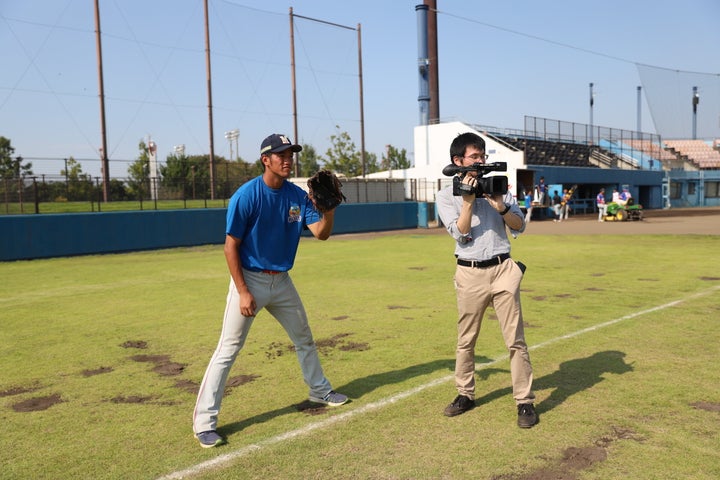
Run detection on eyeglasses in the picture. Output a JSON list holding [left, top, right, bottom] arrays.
[[462, 154, 489, 161]]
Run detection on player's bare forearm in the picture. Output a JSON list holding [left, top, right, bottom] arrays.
[[308, 210, 335, 240], [224, 234, 256, 316]]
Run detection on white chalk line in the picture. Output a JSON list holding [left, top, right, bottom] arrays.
[[158, 285, 720, 480]]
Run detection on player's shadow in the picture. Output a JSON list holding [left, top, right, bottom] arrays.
[[473, 350, 634, 414], [220, 357, 458, 436]]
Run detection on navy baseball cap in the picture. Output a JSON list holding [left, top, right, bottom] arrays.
[[260, 134, 302, 155]]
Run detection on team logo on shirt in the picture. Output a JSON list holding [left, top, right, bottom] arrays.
[[288, 204, 301, 223]]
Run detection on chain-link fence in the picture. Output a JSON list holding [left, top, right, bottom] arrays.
[[1, 174, 423, 215]]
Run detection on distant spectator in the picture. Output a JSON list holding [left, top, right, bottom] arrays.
[[596, 188, 607, 222], [552, 190, 563, 222], [524, 187, 533, 223], [536, 177, 547, 206], [560, 188, 572, 221]]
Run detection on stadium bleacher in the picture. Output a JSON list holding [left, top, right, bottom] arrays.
[[623, 139, 678, 163], [664, 139, 720, 169], [494, 136, 600, 168]]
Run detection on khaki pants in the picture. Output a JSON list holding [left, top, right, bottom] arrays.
[[453, 259, 535, 404]]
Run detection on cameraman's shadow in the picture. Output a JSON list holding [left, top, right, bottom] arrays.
[[474, 350, 633, 414]]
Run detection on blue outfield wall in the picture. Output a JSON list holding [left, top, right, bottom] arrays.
[[0, 202, 426, 261]]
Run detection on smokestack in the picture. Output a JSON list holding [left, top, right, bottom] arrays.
[[426, 0, 439, 123], [416, 4, 430, 126]]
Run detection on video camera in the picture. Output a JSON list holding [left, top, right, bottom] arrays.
[[442, 162, 508, 197]]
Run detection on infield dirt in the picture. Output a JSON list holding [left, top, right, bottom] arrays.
[[337, 206, 720, 239]]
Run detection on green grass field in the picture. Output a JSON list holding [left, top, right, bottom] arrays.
[[1, 232, 719, 479], [2, 198, 228, 215]]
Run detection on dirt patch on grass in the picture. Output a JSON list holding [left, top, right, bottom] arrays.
[[175, 379, 200, 395], [110, 395, 153, 404], [493, 426, 644, 480], [264, 341, 294, 360], [264, 333, 370, 358], [81, 366, 113, 377], [11, 393, 64, 412], [316, 333, 369, 354], [130, 354, 186, 376], [691, 401, 720, 412], [121, 340, 148, 349], [0, 384, 41, 397]]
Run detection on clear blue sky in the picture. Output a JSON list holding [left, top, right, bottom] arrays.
[[2, 0, 719, 177]]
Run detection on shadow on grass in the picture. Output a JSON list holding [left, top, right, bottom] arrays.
[[220, 358, 456, 436], [219, 352, 631, 436], [473, 350, 633, 414]]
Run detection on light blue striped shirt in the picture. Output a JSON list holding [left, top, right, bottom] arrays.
[[436, 186, 525, 261]]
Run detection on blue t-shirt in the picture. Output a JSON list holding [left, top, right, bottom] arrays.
[[226, 176, 320, 272]]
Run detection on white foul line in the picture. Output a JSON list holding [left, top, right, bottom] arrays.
[[158, 285, 720, 480]]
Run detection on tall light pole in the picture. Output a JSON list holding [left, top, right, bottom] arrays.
[[225, 129, 239, 160], [692, 86, 699, 140], [148, 138, 158, 201], [589, 82, 595, 144]]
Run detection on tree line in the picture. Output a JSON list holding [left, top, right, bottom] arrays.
[[0, 128, 411, 202]]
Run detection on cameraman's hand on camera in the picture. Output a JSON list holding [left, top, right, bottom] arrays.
[[483, 193, 505, 212], [460, 175, 477, 203], [484, 194, 523, 230]]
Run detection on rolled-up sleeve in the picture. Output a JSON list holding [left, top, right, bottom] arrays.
[[436, 187, 471, 243]]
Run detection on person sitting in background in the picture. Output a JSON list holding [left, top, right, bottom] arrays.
[[613, 188, 632, 207], [618, 188, 632, 206]]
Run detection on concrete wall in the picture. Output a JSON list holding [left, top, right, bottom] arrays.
[[1, 202, 426, 261]]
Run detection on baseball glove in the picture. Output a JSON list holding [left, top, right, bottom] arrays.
[[307, 170, 346, 213]]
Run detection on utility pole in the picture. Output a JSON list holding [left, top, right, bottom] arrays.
[[203, 0, 216, 199], [289, 8, 300, 176], [93, 0, 109, 202]]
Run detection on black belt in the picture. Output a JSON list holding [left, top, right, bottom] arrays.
[[457, 253, 510, 269]]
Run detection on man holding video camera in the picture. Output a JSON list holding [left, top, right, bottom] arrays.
[[436, 132, 537, 428]]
